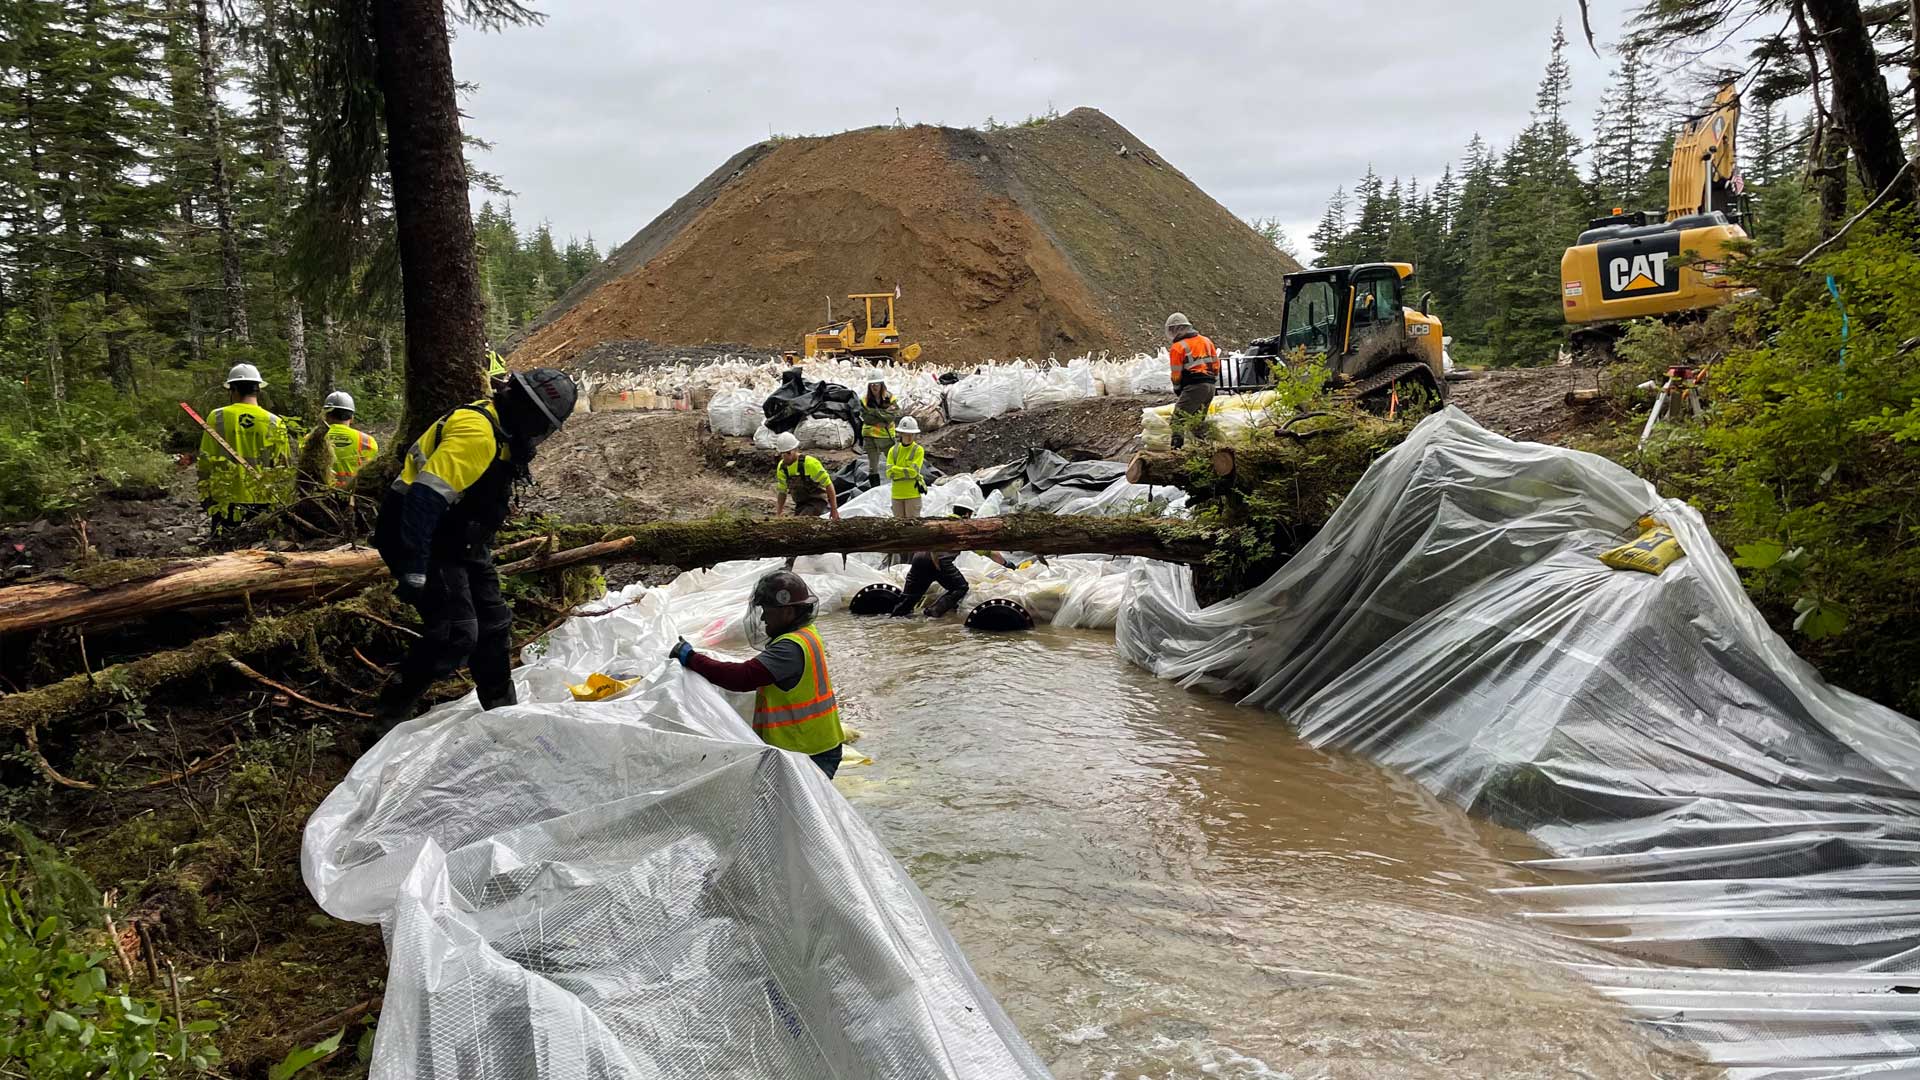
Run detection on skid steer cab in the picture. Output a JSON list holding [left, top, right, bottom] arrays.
[[1249, 263, 1446, 408]]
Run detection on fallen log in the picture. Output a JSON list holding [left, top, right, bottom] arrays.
[[0, 549, 387, 637], [1126, 450, 1234, 486], [0, 591, 382, 733], [0, 515, 1222, 640]]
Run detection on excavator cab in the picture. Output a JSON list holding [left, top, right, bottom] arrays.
[[1265, 262, 1447, 405]]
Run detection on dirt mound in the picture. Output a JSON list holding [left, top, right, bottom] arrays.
[[925, 394, 1167, 471], [510, 109, 1300, 368]]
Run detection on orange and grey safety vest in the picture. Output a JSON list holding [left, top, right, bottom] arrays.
[[1169, 333, 1221, 383], [752, 624, 843, 755]]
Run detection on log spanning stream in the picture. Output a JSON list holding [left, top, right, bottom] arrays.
[[824, 615, 1713, 1079]]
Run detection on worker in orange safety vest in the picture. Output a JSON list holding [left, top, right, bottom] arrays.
[[1165, 312, 1220, 449]]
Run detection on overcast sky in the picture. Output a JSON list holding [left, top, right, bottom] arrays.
[[451, 1, 1647, 262]]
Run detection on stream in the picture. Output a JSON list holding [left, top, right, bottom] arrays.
[[825, 614, 1712, 1079]]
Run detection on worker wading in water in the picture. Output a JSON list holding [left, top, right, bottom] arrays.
[[197, 362, 291, 542], [890, 497, 1010, 617], [772, 432, 842, 520], [1165, 312, 1220, 449], [322, 391, 379, 487], [369, 368, 579, 728], [859, 377, 900, 488], [886, 416, 926, 518], [669, 571, 847, 778]]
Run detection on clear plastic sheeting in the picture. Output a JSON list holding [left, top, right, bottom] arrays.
[[1118, 408, 1920, 1079], [304, 581, 1051, 1077]]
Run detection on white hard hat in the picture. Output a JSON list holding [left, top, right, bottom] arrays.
[[323, 390, 355, 413], [774, 431, 801, 453], [225, 362, 266, 387], [1165, 312, 1193, 335], [895, 416, 921, 435]]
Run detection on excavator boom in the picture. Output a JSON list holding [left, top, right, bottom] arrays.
[[1666, 84, 1741, 220]]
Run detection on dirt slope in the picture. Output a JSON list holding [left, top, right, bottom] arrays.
[[510, 109, 1300, 368]]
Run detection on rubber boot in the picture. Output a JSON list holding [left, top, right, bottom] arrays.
[[925, 588, 966, 618], [478, 684, 517, 711]]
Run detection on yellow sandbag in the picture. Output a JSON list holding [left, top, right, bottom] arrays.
[[568, 672, 640, 701], [1599, 524, 1686, 575]]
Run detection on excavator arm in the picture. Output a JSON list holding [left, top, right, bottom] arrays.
[[1666, 83, 1740, 221]]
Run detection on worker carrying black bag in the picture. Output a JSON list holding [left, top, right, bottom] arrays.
[[369, 368, 578, 730]]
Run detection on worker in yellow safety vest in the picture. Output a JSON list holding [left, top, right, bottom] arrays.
[[322, 391, 379, 487], [669, 570, 847, 777], [369, 368, 578, 727], [772, 431, 842, 520], [196, 362, 291, 540], [859, 377, 900, 487], [885, 416, 926, 518]]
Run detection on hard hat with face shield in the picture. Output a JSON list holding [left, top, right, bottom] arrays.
[[743, 569, 818, 649]]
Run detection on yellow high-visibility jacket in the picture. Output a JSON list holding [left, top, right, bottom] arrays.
[[327, 423, 379, 487], [196, 402, 290, 511]]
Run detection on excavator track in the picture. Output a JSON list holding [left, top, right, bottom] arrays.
[[1339, 361, 1434, 401]]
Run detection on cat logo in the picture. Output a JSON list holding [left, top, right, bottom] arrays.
[[1597, 232, 1682, 301], [1609, 252, 1671, 293]]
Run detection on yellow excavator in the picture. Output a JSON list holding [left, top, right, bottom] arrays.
[[1561, 84, 1748, 362], [798, 293, 924, 363]]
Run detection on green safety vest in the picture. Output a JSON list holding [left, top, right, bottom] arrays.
[[752, 624, 843, 755], [196, 402, 290, 511], [327, 423, 378, 487], [860, 396, 900, 440], [886, 441, 925, 500]]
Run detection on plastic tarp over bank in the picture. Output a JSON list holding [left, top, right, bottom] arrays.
[[303, 581, 1051, 1078], [1119, 408, 1920, 1079]]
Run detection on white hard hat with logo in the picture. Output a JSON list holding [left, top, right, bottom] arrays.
[[895, 416, 921, 435], [323, 390, 356, 414], [225, 362, 266, 387]]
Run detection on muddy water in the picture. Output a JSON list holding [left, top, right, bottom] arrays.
[[824, 616, 1711, 1080]]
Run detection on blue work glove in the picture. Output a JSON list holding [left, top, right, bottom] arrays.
[[393, 571, 429, 609], [669, 638, 695, 667]]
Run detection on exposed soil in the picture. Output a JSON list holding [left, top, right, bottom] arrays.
[[557, 338, 779, 379], [521, 411, 777, 523], [924, 393, 1170, 470], [509, 109, 1299, 369], [1446, 366, 1625, 444]]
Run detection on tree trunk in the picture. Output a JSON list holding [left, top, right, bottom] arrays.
[[21, 93, 65, 405], [0, 515, 1219, 638], [102, 230, 136, 393], [192, 0, 248, 343], [258, 0, 306, 405], [287, 297, 308, 400], [1818, 134, 1852, 236], [1804, 0, 1913, 208], [1127, 450, 1234, 486], [369, 0, 486, 455]]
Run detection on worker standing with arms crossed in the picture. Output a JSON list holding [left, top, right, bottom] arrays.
[[669, 570, 847, 778], [369, 368, 578, 728], [859, 377, 899, 488], [772, 432, 842, 520], [196, 362, 291, 542], [886, 416, 926, 518], [322, 391, 379, 487], [1165, 312, 1220, 449]]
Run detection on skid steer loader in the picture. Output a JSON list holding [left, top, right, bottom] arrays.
[[1247, 262, 1447, 408]]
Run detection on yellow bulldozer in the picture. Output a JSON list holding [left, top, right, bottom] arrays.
[[1561, 84, 1748, 363], [798, 293, 924, 364]]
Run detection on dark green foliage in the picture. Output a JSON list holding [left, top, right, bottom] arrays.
[[1694, 213, 1920, 710]]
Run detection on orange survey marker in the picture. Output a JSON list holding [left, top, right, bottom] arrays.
[[179, 401, 262, 478]]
